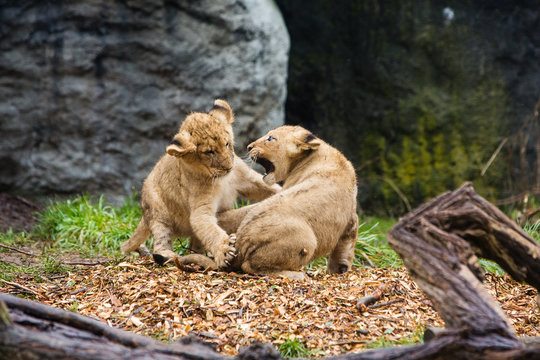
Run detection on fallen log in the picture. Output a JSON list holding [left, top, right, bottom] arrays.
[[1, 183, 539, 359], [383, 182, 540, 359]]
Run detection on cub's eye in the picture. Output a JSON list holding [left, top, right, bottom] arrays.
[[204, 150, 214, 155], [225, 142, 230, 149], [266, 136, 275, 142]]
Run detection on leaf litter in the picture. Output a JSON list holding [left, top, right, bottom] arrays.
[[1, 257, 538, 357]]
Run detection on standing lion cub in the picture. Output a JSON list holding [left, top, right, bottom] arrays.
[[120, 100, 280, 267], [209, 125, 358, 280]]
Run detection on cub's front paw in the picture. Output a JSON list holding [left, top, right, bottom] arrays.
[[213, 234, 237, 269]]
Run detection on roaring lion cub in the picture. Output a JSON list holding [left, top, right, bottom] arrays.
[[120, 100, 280, 267], [213, 125, 358, 280]]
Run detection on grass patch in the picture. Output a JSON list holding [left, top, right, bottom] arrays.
[[478, 259, 504, 276], [525, 220, 540, 242], [278, 337, 314, 358], [354, 218, 401, 268], [42, 256, 70, 275], [0, 260, 67, 283], [32, 194, 141, 258], [367, 325, 425, 349], [0, 229, 33, 248], [0, 194, 140, 283], [0, 262, 25, 281], [307, 217, 400, 271]]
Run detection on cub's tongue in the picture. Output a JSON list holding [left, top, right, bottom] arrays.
[[256, 157, 274, 175]]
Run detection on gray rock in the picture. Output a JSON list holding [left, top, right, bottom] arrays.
[[0, 0, 289, 197]]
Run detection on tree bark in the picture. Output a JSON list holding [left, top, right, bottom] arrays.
[[383, 182, 540, 359], [0, 292, 280, 360], [1, 183, 540, 359]]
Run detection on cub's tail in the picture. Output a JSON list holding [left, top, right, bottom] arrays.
[[174, 254, 219, 271]]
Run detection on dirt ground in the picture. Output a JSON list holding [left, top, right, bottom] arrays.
[[0, 194, 539, 356], [0, 193, 43, 233]]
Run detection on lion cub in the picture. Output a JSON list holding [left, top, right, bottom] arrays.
[[216, 125, 358, 280], [120, 100, 280, 267]]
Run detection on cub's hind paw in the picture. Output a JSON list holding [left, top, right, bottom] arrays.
[[153, 253, 169, 266], [336, 264, 350, 274], [153, 249, 180, 266]]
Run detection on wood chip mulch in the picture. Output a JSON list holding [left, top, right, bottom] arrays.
[[1, 258, 538, 357]]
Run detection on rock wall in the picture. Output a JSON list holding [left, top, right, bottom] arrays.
[[0, 0, 289, 196]]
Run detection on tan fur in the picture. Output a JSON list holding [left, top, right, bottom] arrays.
[[120, 100, 280, 267], [216, 125, 358, 280]]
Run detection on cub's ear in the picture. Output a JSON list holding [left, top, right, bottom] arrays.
[[166, 131, 195, 157], [209, 99, 234, 124], [297, 132, 322, 151]]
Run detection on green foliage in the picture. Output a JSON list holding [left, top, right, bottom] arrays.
[[42, 257, 69, 275], [524, 220, 540, 242], [0, 229, 32, 248], [33, 194, 141, 258], [479, 259, 504, 276], [278, 337, 313, 358], [3, 189, 536, 280], [172, 237, 191, 256], [0, 262, 21, 281], [278, 0, 513, 215], [367, 325, 425, 349], [0, 261, 62, 283], [354, 219, 401, 268], [68, 299, 79, 312], [380, 77, 507, 210], [234, 199, 251, 209]]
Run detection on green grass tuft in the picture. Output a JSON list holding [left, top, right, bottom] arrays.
[[278, 337, 313, 358], [42, 257, 69, 275], [354, 219, 401, 268], [33, 194, 141, 258], [0, 229, 33, 248], [367, 325, 425, 349], [525, 220, 540, 242]]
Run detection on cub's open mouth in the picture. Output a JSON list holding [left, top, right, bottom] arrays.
[[256, 157, 275, 176]]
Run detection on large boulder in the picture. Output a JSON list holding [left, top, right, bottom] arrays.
[[0, 0, 289, 196]]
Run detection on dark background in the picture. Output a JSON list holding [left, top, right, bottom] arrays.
[[276, 0, 540, 215]]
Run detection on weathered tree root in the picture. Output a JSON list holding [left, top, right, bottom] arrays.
[[384, 182, 540, 359], [1, 182, 539, 359], [0, 292, 282, 360]]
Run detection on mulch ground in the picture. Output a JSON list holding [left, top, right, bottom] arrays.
[[1, 257, 538, 356], [0, 193, 538, 356]]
